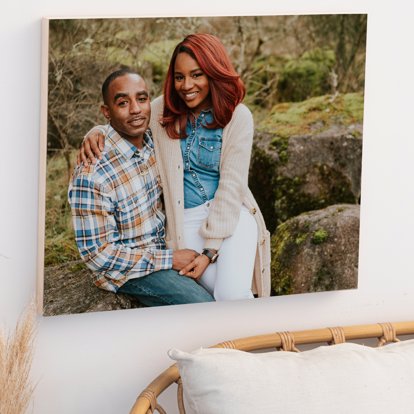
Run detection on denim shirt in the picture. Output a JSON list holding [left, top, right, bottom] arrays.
[[180, 109, 222, 209]]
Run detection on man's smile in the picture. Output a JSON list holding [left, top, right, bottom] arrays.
[[128, 116, 147, 126]]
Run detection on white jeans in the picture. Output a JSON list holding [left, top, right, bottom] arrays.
[[183, 201, 257, 301]]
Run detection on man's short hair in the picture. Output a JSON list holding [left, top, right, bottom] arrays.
[[101, 68, 141, 104]]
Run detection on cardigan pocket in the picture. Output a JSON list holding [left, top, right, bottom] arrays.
[[198, 135, 222, 171]]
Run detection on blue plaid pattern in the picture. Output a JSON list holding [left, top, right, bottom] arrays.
[[68, 126, 173, 292]]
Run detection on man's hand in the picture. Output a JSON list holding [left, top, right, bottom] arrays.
[[77, 128, 106, 166], [172, 249, 199, 271], [179, 254, 210, 280]]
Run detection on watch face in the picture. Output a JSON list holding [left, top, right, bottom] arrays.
[[203, 249, 218, 263]]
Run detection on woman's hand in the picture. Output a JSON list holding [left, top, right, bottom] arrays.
[[76, 128, 106, 166], [179, 254, 210, 279]]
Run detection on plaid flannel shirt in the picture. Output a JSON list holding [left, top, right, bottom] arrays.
[[68, 126, 173, 292]]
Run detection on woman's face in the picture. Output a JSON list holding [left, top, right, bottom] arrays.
[[174, 52, 211, 115]]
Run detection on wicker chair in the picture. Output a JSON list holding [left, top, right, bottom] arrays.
[[129, 321, 414, 414]]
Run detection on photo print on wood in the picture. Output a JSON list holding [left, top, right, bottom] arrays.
[[38, 14, 367, 316]]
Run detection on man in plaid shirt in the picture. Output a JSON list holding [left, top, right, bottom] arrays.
[[68, 69, 213, 306]]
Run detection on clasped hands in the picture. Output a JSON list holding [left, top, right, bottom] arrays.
[[172, 249, 211, 280]]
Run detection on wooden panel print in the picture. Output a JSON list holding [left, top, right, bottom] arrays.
[[38, 15, 366, 316]]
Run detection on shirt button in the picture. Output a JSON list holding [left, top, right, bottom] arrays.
[[210, 146, 214, 150], [178, 200, 181, 205], [178, 165, 181, 170]]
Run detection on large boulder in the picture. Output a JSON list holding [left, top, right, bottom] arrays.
[[250, 127, 362, 232], [249, 93, 363, 233], [43, 261, 142, 316], [271, 204, 359, 295]]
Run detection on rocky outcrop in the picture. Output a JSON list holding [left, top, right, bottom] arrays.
[[271, 204, 359, 295], [249, 126, 362, 232], [43, 261, 142, 316]]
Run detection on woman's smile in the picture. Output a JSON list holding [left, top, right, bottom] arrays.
[[183, 91, 199, 100]]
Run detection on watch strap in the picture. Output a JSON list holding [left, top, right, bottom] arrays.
[[202, 248, 219, 263]]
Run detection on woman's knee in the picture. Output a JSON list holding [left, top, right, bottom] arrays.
[[213, 287, 254, 301]]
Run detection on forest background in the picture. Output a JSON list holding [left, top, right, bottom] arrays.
[[43, 14, 367, 314]]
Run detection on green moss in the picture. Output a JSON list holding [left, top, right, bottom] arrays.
[[270, 136, 290, 164], [270, 137, 288, 151], [343, 92, 365, 124], [277, 48, 335, 102], [271, 221, 300, 295], [311, 229, 329, 244], [271, 220, 330, 295], [258, 92, 364, 138], [272, 271, 294, 296], [295, 233, 308, 245]]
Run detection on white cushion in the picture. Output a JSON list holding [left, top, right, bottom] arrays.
[[168, 340, 414, 414]]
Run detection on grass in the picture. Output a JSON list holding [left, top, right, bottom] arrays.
[[258, 92, 364, 138], [45, 150, 81, 266]]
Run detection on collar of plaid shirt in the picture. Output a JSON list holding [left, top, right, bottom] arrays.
[[105, 124, 154, 160]]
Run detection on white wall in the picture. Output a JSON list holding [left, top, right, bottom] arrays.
[[1, 1, 413, 413]]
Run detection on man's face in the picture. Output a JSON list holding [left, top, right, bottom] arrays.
[[101, 74, 151, 142]]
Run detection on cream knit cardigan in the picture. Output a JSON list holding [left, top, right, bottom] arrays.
[[149, 96, 271, 298]]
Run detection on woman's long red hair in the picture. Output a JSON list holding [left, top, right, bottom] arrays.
[[162, 33, 245, 139]]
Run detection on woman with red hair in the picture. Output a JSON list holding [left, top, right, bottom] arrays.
[[79, 34, 270, 301]]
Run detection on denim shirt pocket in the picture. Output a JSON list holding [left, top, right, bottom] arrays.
[[197, 134, 222, 171]]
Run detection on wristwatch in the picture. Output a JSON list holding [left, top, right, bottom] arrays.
[[202, 248, 219, 263]]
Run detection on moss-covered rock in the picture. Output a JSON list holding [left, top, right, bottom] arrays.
[[274, 137, 361, 224], [249, 132, 280, 232], [311, 228, 329, 244], [270, 204, 359, 295], [259, 93, 364, 138], [249, 93, 363, 232]]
